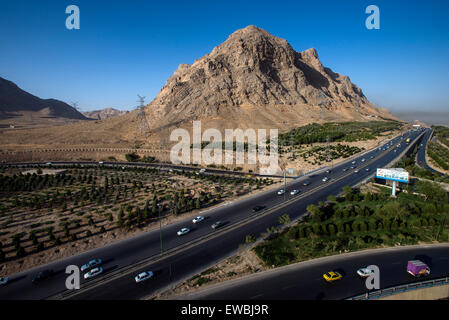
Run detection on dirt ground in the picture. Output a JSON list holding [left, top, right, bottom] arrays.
[[155, 245, 267, 300], [0, 169, 282, 276]]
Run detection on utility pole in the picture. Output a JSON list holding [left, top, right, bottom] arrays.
[[158, 203, 163, 254], [71, 101, 79, 111], [136, 95, 150, 136], [283, 170, 286, 201]]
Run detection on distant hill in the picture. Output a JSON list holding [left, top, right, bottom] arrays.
[[0, 77, 87, 121], [82, 108, 129, 120]]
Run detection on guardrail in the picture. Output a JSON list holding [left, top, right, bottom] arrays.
[[347, 276, 449, 300]]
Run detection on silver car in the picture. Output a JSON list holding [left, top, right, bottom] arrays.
[[177, 227, 190, 236], [135, 271, 153, 283], [84, 267, 103, 279], [192, 216, 205, 224], [81, 259, 102, 272], [357, 268, 375, 278]]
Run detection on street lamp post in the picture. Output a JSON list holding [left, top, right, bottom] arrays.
[[158, 203, 163, 254]]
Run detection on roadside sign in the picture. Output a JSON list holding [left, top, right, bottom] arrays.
[[376, 168, 409, 183]]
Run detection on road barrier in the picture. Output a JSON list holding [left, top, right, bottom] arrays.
[[347, 277, 449, 300]]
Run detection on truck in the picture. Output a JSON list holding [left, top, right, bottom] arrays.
[[407, 260, 430, 277]]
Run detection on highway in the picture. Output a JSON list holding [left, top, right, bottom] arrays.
[[175, 244, 449, 300], [0, 128, 427, 300], [416, 128, 447, 176]]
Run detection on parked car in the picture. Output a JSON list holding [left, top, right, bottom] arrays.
[[322, 177, 329, 182], [177, 227, 190, 236], [277, 189, 285, 195], [407, 260, 430, 277], [252, 206, 265, 212], [135, 271, 153, 283], [0, 277, 8, 286], [84, 267, 103, 279], [325, 169, 331, 174], [192, 216, 205, 224], [323, 271, 342, 282], [303, 181, 311, 186], [357, 268, 375, 278], [342, 168, 348, 172], [81, 259, 102, 272], [211, 221, 225, 229], [365, 168, 370, 171], [354, 169, 359, 173], [32, 269, 54, 283], [290, 189, 300, 195]]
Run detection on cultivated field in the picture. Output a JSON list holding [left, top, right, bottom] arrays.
[[0, 165, 278, 275]]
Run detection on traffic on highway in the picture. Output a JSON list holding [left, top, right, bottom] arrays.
[[0, 128, 433, 300]]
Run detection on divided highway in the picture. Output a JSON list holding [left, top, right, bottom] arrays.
[[0, 128, 427, 300]]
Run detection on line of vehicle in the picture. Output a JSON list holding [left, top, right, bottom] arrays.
[[51, 132, 417, 299]]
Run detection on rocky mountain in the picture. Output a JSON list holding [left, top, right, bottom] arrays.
[[144, 25, 394, 134], [0, 77, 87, 120], [82, 108, 129, 120]]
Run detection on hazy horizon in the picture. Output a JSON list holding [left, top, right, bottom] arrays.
[[392, 110, 449, 126]]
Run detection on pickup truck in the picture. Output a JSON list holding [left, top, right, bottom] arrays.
[[407, 260, 430, 277]]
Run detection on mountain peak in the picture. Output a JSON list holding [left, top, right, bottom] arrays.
[[145, 26, 393, 133]]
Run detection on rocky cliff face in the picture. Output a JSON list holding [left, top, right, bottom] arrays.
[[144, 25, 393, 133]]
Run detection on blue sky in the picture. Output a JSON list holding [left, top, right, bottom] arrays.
[[0, 0, 448, 112]]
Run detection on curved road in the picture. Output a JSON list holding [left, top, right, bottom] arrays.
[[175, 244, 449, 300]]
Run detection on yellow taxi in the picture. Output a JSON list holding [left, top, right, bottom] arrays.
[[323, 271, 343, 282]]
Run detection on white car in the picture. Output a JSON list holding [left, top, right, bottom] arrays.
[[290, 189, 300, 195], [277, 189, 285, 195], [357, 268, 375, 278], [98, 161, 104, 165], [135, 271, 153, 283], [354, 169, 359, 173], [177, 227, 190, 236], [84, 267, 103, 279], [46, 162, 52, 165], [192, 216, 205, 224], [352, 161, 356, 164], [322, 177, 329, 182], [361, 158, 365, 162], [81, 258, 102, 272], [0, 277, 8, 286]]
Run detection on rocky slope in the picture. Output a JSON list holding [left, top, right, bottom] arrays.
[[0, 77, 87, 121], [144, 25, 394, 134], [82, 108, 129, 120]]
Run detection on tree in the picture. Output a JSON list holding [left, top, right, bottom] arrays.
[[125, 152, 140, 162], [279, 214, 291, 225], [342, 186, 353, 201], [306, 204, 322, 222], [416, 180, 448, 202], [245, 234, 256, 243]]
